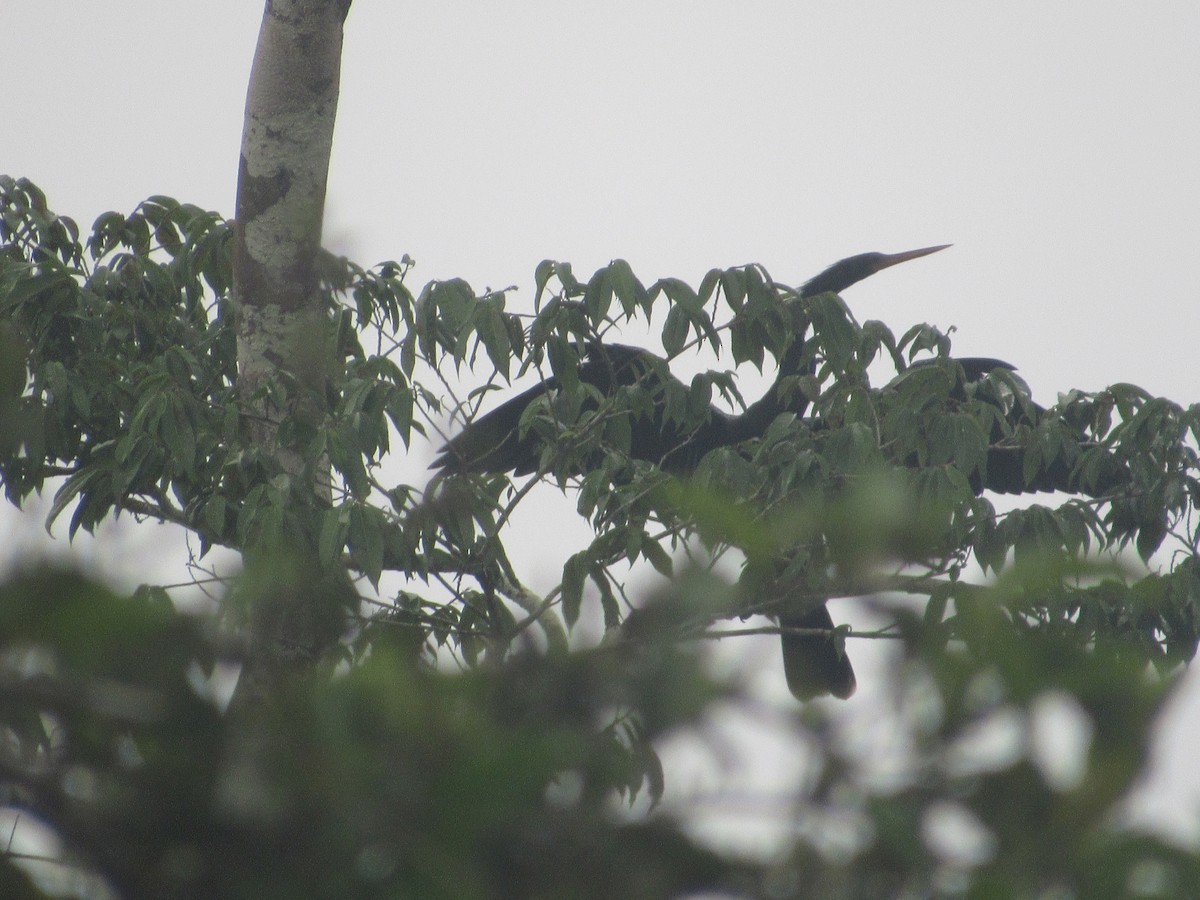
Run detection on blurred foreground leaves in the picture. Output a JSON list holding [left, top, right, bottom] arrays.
[[2, 566, 1199, 899], [0, 567, 736, 899]]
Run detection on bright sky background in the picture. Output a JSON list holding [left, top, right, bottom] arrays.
[[5, 1, 1200, 853]]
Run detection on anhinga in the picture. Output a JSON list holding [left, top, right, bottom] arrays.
[[435, 245, 950, 477], [434, 246, 950, 701], [434, 246, 1126, 701]]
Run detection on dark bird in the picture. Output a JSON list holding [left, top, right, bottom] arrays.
[[886, 355, 1129, 498], [435, 245, 951, 476], [434, 246, 951, 702], [434, 247, 1129, 701]]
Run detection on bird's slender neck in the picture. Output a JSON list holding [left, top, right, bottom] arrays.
[[730, 245, 949, 444], [728, 336, 810, 443]]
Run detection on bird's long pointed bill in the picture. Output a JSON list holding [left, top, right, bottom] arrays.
[[875, 243, 952, 271]]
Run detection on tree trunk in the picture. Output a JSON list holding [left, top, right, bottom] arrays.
[[230, 0, 352, 706]]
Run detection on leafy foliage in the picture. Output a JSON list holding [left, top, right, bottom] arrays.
[[3, 179, 1200, 896], [0, 568, 731, 899]]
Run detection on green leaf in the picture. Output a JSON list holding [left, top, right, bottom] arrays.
[[349, 505, 385, 588], [604, 409, 632, 456], [554, 261, 582, 296], [203, 495, 227, 541], [729, 318, 764, 369], [1136, 521, 1167, 562], [593, 567, 621, 631], [2, 268, 68, 307], [1022, 435, 1044, 487], [808, 293, 860, 371], [898, 322, 952, 359], [925, 583, 951, 627], [930, 413, 988, 475], [720, 268, 746, 311], [653, 277, 700, 312], [662, 305, 689, 356], [698, 268, 723, 307], [547, 338, 580, 393], [503, 313, 526, 362], [584, 267, 612, 325], [640, 536, 673, 578], [433, 278, 476, 334], [861, 319, 900, 368], [319, 505, 350, 568], [165, 403, 196, 475], [45, 467, 100, 534], [742, 265, 775, 312], [385, 387, 415, 447], [534, 259, 555, 310], [562, 553, 587, 629], [607, 258, 646, 317], [475, 303, 511, 381]]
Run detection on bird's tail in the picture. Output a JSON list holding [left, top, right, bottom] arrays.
[[779, 606, 857, 700]]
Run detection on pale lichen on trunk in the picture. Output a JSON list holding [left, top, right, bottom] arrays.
[[235, 0, 348, 489]]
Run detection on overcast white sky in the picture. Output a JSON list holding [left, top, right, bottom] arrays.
[[4, 1, 1200, 852]]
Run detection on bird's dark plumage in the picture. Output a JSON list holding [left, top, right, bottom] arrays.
[[434, 245, 952, 476], [433, 246, 1126, 701], [780, 606, 857, 701]]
